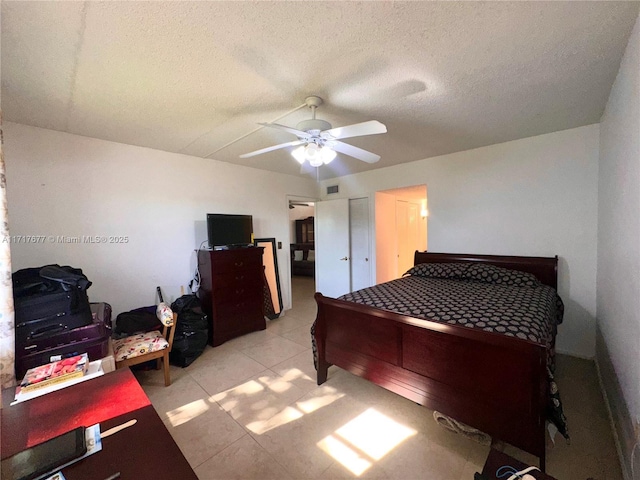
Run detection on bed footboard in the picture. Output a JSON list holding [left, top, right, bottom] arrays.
[[314, 293, 548, 470]]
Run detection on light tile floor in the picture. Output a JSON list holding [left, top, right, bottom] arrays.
[[134, 276, 623, 480]]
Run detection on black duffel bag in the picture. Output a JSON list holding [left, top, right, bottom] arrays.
[[114, 305, 161, 336], [170, 294, 209, 367]]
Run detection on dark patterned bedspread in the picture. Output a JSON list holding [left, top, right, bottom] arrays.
[[338, 276, 562, 345], [311, 262, 569, 439]]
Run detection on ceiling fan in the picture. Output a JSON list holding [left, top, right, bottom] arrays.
[[289, 202, 310, 209], [240, 96, 387, 167]]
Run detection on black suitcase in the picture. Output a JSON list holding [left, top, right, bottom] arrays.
[[15, 302, 112, 379], [13, 265, 93, 347]]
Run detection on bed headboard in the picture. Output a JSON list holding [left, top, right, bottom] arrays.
[[413, 251, 558, 290]]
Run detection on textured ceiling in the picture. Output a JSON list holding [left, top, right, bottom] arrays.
[[2, 1, 638, 180]]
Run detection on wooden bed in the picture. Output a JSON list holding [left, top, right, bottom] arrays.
[[313, 251, 559, 471]]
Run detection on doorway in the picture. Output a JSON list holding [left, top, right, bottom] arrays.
[[288, 197, 316, 312], [375, 185, 428, 283]]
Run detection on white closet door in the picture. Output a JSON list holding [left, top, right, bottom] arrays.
[[349, 197, 371, 292], [316, 198, 350, 298]]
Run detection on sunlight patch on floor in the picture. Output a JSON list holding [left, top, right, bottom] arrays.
[[213, 374, 294, 410], [256, 373, 293, 394], [317, 408, 417, 476], [297, 389, 343, 414], [246, 405, 305, 435], [245, 385, 345, 435], [212, 379, 266, 410], [277, 367, 313, 384], [318, 434, 373, 476], [166, 399, 210, 427]]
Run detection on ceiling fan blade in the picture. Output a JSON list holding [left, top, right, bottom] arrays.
[[322, 121, 387, 140], [239, 140, 304, 158], [331, 141, 381, 163], [258, 122, 309, 138]]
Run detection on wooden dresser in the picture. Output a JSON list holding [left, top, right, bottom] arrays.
[[197, 247, 266, 346]]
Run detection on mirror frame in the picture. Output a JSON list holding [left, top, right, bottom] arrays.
[[254, 237, 283, 319]]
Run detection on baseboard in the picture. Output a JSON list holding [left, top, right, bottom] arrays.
[[555, 348, 593, 360], [595, 323, 637, 480]]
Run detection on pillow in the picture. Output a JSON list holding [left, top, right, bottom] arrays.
[[462, 263, 541, 287], [293, 250, 303, 261], [307, 250, 315, 262], [404, 262, 467, 279]]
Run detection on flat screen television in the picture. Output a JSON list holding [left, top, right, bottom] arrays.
[[207, 214, 254, 248]]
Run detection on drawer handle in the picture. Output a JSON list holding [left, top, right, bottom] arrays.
[[235, 275, 245, 281], [235, 289, 245, 295], [234, 261, 244, 267]]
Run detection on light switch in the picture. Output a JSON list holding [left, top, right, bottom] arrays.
[[277, 242, 282, 249]]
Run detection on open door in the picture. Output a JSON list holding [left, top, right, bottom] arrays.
[[315, 198, 350, 298]]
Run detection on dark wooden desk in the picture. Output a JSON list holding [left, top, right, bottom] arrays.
[[2, 369, 197, 479], [482, 448, 557, 480]]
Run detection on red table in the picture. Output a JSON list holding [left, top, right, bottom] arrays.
[[2, 368, 197, 479]]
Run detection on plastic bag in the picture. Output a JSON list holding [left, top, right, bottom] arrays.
[[169, 295, 209, 367]]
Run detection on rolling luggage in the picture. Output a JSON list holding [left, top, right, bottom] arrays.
[[15, 303, 112, 379], [13, 265, 93, 347]]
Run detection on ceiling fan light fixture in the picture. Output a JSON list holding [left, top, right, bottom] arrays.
[[305, 143, 324, 167], [320, 146, 337, 164], [305, 142, 319, 158], [292, 142, 337, 167], [307, 150, 322, 167], [292, 146, 306, 164]]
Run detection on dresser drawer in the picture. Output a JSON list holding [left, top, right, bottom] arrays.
[[213, 284, 263, 306], [213, 310, 265, 343], [211, 269, 263, 290], [214, 299, 262, 319], [210, 250, 263, 274]]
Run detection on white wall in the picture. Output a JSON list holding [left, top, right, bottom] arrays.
[[598, 12, 640, 430], [322, 125, 600, 358], [4, 123, 318, 313]]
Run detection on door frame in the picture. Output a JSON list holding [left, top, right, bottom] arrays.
[[285, 194, 319, 310]]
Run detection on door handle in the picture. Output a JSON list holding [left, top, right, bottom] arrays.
[[340, 256, 349, 261]]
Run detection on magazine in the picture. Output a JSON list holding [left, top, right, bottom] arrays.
[[19, 354, 89, 393], [13, 360, 104, 404]]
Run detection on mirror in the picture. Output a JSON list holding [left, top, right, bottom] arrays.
[[254, 238, 283, 319]]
